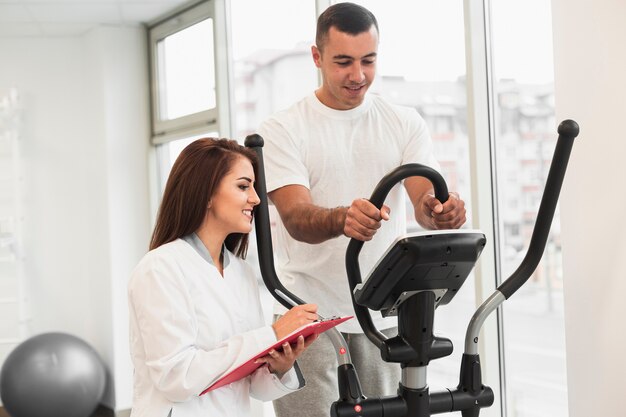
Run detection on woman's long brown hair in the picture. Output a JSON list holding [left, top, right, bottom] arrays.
[[149, 138, 258, 258]]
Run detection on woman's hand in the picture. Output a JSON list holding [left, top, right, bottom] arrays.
[[258, 303, 319, 377], [255, 333, 318, 377], [271, 303, 318, 339]]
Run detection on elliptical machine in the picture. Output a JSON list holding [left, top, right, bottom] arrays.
[[245, 119, 579, 417]]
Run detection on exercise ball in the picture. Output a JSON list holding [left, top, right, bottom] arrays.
[[0, 332, 106, 417]]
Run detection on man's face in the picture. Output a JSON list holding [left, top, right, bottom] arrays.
[[312, 25, 378, 110]]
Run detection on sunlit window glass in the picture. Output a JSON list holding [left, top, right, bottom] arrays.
[[228, 3, 316, 416], [229, 0, 317, 139], [156, 18, 216, 121], [155, 133, 218, 197], [349, 0, 472, 391], [491, 1, 567, 416]]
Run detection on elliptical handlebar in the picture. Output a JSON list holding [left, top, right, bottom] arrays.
[[368, 164, 450, 210], [465, 119, 580, 356], [345, 164, 450, 349], [244, 134, 306, 310], [245, 134, 359, 412], [246, 119, 580, 417], [497, 119, 580, 299]]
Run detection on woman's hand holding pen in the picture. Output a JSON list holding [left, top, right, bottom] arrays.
[[272, 303, 319, 339], [258, 304, 319, 377]]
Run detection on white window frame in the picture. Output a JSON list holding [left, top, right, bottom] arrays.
[[148, 0, 232, 144], [463, 1, 505, 415]]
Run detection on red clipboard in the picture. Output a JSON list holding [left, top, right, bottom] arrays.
[[200, 315, 352, 394]]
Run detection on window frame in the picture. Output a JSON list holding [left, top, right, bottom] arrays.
[[463, 1, 505, 415], [148, 0, 232, 144]]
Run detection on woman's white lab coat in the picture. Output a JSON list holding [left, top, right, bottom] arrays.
[[128, 239, 302, 417]]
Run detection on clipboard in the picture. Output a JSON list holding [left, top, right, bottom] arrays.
[[200, 315, 352, 394]]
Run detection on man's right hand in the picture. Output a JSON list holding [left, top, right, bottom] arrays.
[[344, 198, 390, 241], [269, 185, 389, 244]]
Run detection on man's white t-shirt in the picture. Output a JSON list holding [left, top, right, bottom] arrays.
[[258, 92, 440, 333]]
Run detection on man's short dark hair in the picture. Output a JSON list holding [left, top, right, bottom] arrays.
[[316, 2, 379, 51]]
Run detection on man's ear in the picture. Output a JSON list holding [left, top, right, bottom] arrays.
[[311, 45, 322, 68]]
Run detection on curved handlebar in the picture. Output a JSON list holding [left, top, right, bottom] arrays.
[[244, 134, 306, 310], [345, 164, 449, 349], [497, 119, 580, 298]]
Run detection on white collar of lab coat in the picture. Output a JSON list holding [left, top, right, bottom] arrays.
[[182, 233, 230, 269]]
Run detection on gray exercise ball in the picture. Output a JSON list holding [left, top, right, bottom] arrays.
[[0, 332, 106, 417]]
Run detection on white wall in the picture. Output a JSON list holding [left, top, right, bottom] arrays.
[[0, 25, 151, 412], [552, 1, 626, 416]]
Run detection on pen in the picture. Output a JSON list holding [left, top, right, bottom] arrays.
[[275, 289, 327, 321]]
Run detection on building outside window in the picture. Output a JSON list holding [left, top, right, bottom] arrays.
[[491, 1, 568, 416]]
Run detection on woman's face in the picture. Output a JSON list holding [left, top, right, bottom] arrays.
[[206, 156, 260, 237]]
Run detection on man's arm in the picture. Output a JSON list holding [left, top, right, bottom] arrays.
[[404, 176, 467, 230], [269, 184, 390, 244]]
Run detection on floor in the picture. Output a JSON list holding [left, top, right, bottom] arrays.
[[0, 405, 114, 417]]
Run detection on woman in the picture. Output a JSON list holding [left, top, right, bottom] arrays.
[[128, 138, 318, 417]]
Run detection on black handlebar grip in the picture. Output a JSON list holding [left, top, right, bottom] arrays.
[[245, 134, 306, 310], [368, 164, 449, 208], [345, 164, 449, 348], [497, 119, 579, 299]]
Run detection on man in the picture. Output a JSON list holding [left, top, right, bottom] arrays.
[[257, 3, 466, 416]]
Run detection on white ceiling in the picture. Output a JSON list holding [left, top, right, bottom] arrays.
[[0, 0, 193, 37]]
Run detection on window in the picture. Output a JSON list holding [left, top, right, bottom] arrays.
[[148, 0, 230, 200], [349, 0, 473, 392], [157, 18, 216, 121], [227, 4, 318, 415], [490, 1, 568, 416], [153, 133, 218, 197], [229, 0, 317, 139], [149, 0, 226, 145]]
